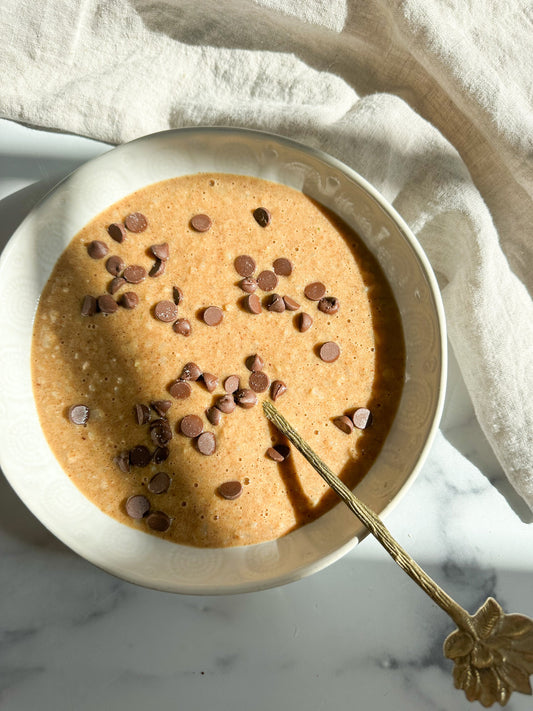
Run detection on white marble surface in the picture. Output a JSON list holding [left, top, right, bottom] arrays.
[[0, 118, 531, 711]]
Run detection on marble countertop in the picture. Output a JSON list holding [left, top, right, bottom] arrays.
[[1, 118, 531, 711]]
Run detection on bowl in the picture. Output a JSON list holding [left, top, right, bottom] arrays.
[[0, 127, 446, 594]]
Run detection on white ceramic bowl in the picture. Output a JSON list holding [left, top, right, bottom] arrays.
[[0, 128, 446, 594]]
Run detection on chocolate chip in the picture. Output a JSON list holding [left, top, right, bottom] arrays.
[[352, 408, 373, 429], [129, 445, 152, 467], [123, 265, 146, 284], [224, 375, 240, 393], [266, 447, 284, 462], [197, 431, 216, 456], [283, 296, 300, 311], [257, 270, 278, 292], [97, 294, 118, 314], [190, 214, 212, 232], [203, 306, 223, 326], [149, 259, 166, 278], [169, 380, 192, 399], [304, 282, 326, 300], [126, 494, 150, 519], [318, 296, 340, 315], [154, 300, 178, 323], [180, 362, 202, 381], [180, 414, 204, 438], [235, 389, 257, 409], [87, 240, 109, 259], [147, 511, 171, 531], [333, 415, 354, 434], [239, 277, 258, 293], [206, 407, 222, 426], [151, 400, 172, 416], [81, 295, 97, 316], [245, 354, 264, 372], [234, 255, 256, 277], [114, 450, 130, 473], [266, 293, 285, 312], [105, 255, 125, 276], [120, 291, 139, 309], [172, 286, 184, 305], [108, 277, 126, 295], [172, 318, 191, 336], [150, 421, 173, 446], [68, 404, 89, 425], [244, 293, 262, 314], [148, 472, 171, 494], [124, 212, 148, 233], [270, 380, 287, 401], [319, 341, 340, 362], [298, 312, 313, 332], [273, 258, 292, 276], [153, 446, 169, 464], [134, 403, 151, 425], [107, 223, 126, 243], [253, 207, 271, 227], [249, 371, 269, 393], [273, 444, 290, 460], [218, 481, 242, 499], [150, 243, 169, 261], [215, 394, 236, 414], [202, 373, 218, 393]]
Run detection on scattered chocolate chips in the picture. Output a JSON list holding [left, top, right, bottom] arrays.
[[304, 282, 326, 301], [124, 212, 148, 233], [180, 414, 204, 438], [266, 447, 284, 462], [206, 407, 222, 426], [134, 403, 151, 425], [267, 444, 290, 461], [283, 295, 300, 311], [273, 258, 292, 276], [172, 286, 184, 305], [180, 362, 202, 381], [169, 380, 192, 399], [202, 372, 218, 393], [253, 207, 271, 227], [151, 400, 172, 416], [223, 375, 240, 393], [148, 472, 171, 494], [234, 255, 256, 277], [333, 415, 354, 434], [81, 295, 97, 316], [257, 270, 278, 292], [235, 389, 257, 409], [153, 446, 169, 464], [129, 445, 152, 467], [266, 293, 285, 312], [245, 354, 264, 372], [105, 255, 125, 276], [123, 265, 147, 284], [197, 431, 216, 456], [190, 214, 212, 232], [298, 312, 313, 332], [126, 494, 150, 519], [216, 394, 236, 414], [172, 318, 191, 337], [244, 293, 262, 314], [68, 404, 90, 425], [270, 380, 287, 401], [319, 341, 340, 362], [147, 511, 171, 531], [218, 481, 242, 499], [149, 259, 166, 278], [352, 408, 373, 429], [87, 240, 109, 259], [203, 306, 223, 326], [107, 223, 126, 243], [249, 371, 269, 393], [120, 292, 139, 309], [150, 243, 169, 261], [97, 294, 118, 314], [318, 296, 340, 315], [114, 450, 130, 473], [239, 277, 258, 293], [154, 300, 178, 323], [108, 277, 126, 295]]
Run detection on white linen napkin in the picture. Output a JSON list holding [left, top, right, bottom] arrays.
[[1, 0, 532, 510]]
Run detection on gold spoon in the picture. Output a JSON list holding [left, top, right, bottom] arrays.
[[263, 402, 533, 707]]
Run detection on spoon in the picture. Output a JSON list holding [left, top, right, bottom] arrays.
[[263, 401, 533, 707]]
